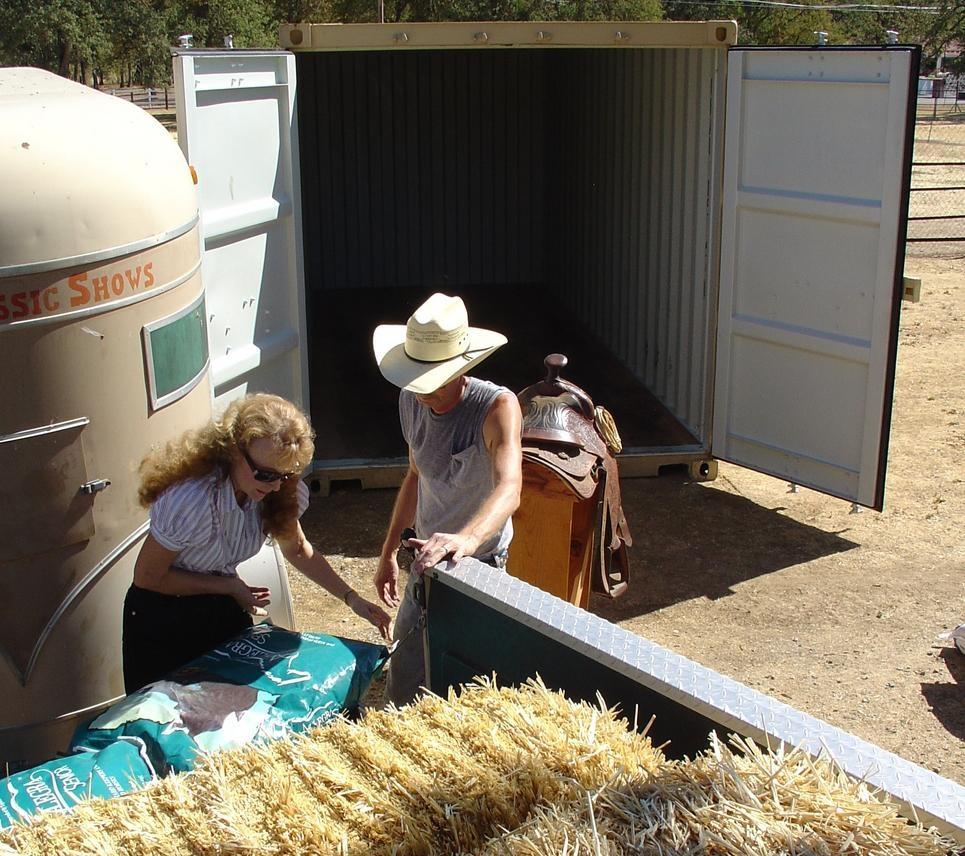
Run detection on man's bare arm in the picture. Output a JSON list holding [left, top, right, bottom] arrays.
[[374, 449, 420, 605]]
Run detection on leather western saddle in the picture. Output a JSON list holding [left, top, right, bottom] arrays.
[[516, 354, 632, 598]]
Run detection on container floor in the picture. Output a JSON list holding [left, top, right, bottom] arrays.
[[306, 286, 698, 462]]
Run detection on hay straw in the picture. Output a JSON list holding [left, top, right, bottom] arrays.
[[0, 677, 954, 855]]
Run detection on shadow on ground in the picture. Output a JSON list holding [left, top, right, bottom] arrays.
[[921, 648, 965, 742], [588, 471, 859, 620], [301, 470, 859, 620]]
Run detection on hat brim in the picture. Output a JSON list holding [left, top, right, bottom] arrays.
[[373, 324, 507, 394]]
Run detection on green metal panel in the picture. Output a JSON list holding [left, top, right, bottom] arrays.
[[425, 577, 720, 759]]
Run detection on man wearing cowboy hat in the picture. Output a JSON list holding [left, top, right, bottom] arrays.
[[372, 293, 523, 706]]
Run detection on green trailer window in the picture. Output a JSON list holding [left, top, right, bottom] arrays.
[[143, 295, 208, 410]]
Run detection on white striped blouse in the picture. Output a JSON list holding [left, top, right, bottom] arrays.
[[149, 470, 310, 577]]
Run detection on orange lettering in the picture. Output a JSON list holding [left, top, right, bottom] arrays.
[[29, 289, 42, 315], [68, 273, 90, 307], [125, 266, 142, 289], [143, 262, 154, 289], [110, 273, 125, 296], [42, 287, 60, 313], [10, 292, 28, 319], [92, 275, 109, 302]]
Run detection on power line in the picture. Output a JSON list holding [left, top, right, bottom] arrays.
[[666, 0, 939, 11]]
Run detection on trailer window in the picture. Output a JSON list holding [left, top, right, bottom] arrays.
[[143, 294, 209, 410]]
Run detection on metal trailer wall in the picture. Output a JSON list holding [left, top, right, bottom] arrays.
[[294, 47, 722, 445], [0, 70, 212, 769]]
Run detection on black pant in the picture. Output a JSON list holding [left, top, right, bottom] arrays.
[[122, 584, 253, 694]]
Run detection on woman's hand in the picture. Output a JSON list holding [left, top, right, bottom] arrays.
[[348, 592, 392, 641], [230, 578, 271, 614]]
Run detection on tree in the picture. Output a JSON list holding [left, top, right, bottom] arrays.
[[0, 0, 107, 79], [920, 0, 965, 71], [661, 0, 834, 45], [271, 0, 341, 22], [166, 0, 277, 47], [95, 0, 170, 85], [326, 0, 662, 24]]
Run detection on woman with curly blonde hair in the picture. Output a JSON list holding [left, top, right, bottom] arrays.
[[123, 393, 391, 693]]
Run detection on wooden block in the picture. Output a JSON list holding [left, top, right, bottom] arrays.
[[902, 275, 922, 303], [507, 490, 576, 601], [567, 497, 596, 609]]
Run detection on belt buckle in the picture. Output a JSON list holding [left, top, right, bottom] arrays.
[[399, 527, 417, 554], [398, 527, 417, 574]]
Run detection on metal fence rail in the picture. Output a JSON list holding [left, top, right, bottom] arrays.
[[105, 85, 176, 111], [910, 95, 965, 245]]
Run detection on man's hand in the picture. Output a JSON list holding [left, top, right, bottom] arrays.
[[374, 554, 401, 607], [348, 593, 392, 641], [409, 532, 479, 575]]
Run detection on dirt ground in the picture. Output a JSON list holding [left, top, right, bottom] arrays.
[[288, 125, 965, 787], [292, 253, 964, 784]]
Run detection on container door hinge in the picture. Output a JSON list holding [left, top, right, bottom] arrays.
[[80, 478, 111, 495]]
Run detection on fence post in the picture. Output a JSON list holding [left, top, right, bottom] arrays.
[[165, 88, 169, 109]]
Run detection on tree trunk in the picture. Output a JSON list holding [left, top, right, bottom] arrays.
[[59, 41, 71, 77]]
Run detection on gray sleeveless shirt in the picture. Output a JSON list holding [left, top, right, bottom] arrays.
[[399, 377, 513, 559]]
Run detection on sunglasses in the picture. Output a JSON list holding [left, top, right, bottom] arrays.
[[242, 449, 298, 483]]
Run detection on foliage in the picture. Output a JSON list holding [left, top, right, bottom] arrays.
[[918, 0, 965, 69], [0, 0, 961, 84], [105, 0, 170, 85], [663, 0, 830, 45], [173, 0, 276, 48], [0, 0, 107, 77]]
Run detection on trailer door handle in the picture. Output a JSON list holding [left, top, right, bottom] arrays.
[[80, 478, 111, 495]]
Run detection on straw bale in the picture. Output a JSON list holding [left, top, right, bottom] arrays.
[[0, 678, 954, 856]]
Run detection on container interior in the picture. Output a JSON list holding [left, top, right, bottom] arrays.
[[295, 47, 725, 462]]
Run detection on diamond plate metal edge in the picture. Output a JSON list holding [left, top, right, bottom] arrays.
[[431, 559, 965, 843]]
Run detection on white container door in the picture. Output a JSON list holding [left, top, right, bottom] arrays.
[[173, 51, 309, 412], [714, 47, 917, 509]]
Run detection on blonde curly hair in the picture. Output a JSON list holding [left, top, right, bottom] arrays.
[[138, 394, 315, 539]]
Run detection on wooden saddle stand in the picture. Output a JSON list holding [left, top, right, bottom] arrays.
[[507, 354, 632, 608]]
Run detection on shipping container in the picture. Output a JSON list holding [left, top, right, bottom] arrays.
[[174, 22, 919, 509]]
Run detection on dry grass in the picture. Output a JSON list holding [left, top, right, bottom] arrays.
[[0, 678, 954, 855]]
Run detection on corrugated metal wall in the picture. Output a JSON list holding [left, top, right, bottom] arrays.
[[297, 50, 547, 290], [550, 48, 722, 441], [295, 47, 723, 441]]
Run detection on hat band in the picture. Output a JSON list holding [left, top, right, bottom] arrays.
[[400, 344, 492, 365], [404, 327, 470, 362]]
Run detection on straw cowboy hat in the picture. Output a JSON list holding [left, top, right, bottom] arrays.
[[373, 293, 507, 394]]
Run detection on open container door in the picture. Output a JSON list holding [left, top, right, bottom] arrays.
[[173, 50, 309, 412], [713, 47, 918, 509], [173, 51, 309, 629]]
